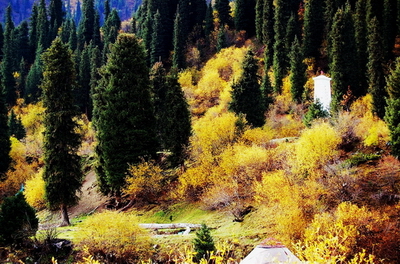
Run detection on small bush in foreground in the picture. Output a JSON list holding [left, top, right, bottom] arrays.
[[75, 211, 152, 263]]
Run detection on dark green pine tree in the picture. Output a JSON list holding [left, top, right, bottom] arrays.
[[329, 5, 358, 112], [93, 33, 158, 196], [285, 12, 298, 55], [229, 50, 266, 127], [204, 2, 214, 38], [0, 82, 11, 181], [101, 9, 121, 64], [385, 57, 400, 158], [92, 10, 102, 48], [354, 0, 368, 96], [255, 0, 264, 42], [104, 0, 111, 21], [235, 0, 256, 37], [60, 18, 73, 44], [302, 0, 325, 59], [172, 11, 186, 69], [135, 0, 148, 41], [76, 43, 92, 118], [8, 110, 25, 140], [289, 37, 306, 103], [193, 224, 216, 262], [260, 66, 274, 109], [273, 0, 287, 94], [41, 38, 82, 226], [68, 19, 78, 51], [17, 58, 28, 99], [49, 0, 64, 40], [215, 0, 232, 27], [25, 46, 44, 103], [15, 21, 30, 65], [164, 71, 191, 166], [28, 4, 38, 63], [150, 10, 167, 65], [1, 6, 17, 107], [262, 0, 274, 69], [77, 0, 95, 50], [216, 25, 227, 52], [37, 0, 50, 50], [367, 17, 387, 119], [382, 0, 396, 60]]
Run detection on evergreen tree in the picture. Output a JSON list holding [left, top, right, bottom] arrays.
[[255, 0, 264, 42], [285, 12, 298, 54], [172, 11, 186, 69], [41, 38, 82, 226], [0, 192, 38, 245], [77, 0, 95, 49], [93, 33, 158, 196], [204, 2, 214, 38], [25, 46, 43, 103], [367, 17, 387, 119], [49, 0, 64, 40], [0, 24, 3, 61], [68, 19, 78, 51], [29, 4, 38, 63], [215, 0, 232, 27], [382, 0, 396, 60], [150, 10, 166, 65], [229, 50, 265, 127], [102, 9, 121, 63], [1, 5, 17, 107], [354, 0, 368, 96], [329, 5, 358, 112], [235, 0, 256, 37], [303, 100, 329, 127], [193, 224, 215, 262], [16, 21, 30, 64], [37, 0, 50, 50], [77, 43, 92, 117], [92, 11, 101, 48], [104, 0, 111, 20], [8, 110, 25, 140], [289, 37, 306, 103], [216, 25, 227, 52], [302, 0, 325, 59], [0, 83, 11, 181], [273, 0, 287, 93], [262, 0, 274, 69], [385, 57, 400, 157], [17, 58, 27, 99], [164, 71, 191, 166]]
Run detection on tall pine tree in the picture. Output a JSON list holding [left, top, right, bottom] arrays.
[[0, 81, 11, 181], [41, 38, 82, 226], [302, 0, 325, 59], [229, 50, 265, 127], [93, 33, 158, 196], [235, 0, 256, 37], [289, 37, 306, 103], [77, 0, 95, 50], [215, 0, 232, 27]]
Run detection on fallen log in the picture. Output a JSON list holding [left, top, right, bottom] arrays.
[[139, 223, 202, 235]]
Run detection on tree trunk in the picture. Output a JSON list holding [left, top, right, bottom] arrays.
[[60, 204, 70, 226]]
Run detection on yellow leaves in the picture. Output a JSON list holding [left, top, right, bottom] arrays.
[[123, 161, 165, 201], [24, 170, 46, 210], [75, 211, 152, 261], [293, 122, 341, 177]]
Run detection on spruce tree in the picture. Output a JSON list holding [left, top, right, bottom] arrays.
[[37, 0, 50, 50], [28, 4, 38, 63], [0, 83, 11, 181], [8, 110, 25, 140], [285, 13, 298, 54], [255, 0, 264, 42], [77, 0, 95, 49], [229, 50, 265, 127], [16, 21, 30, 64], [193, 224, 215, 262], [25, 46, 43, 103], [77, 43, 92, 117], [41, 38, 82, 226], [354, 0, 368, 96], [235, 0, 256, 37], [262, 0, 274, 69], [385, 57, 400, 158], [49, 0, 64, 40], [289, 37, 306, 103], [215, 0, 232, 27], [102, 9, 121, 63], [216, 25, 227, 52], [164, 71, 192, 166], [172, 11, 186, 69], [302, 0, 325, 59], [1, 5, 17, 107], [273, 0, 287, 93], [367, 17, 387, 119], [329, 5, 358, 112], [204, 2, 214, 38], [93, 33, 158, 196], [0, 24, 3, 61], [150, 10, 166, 65]]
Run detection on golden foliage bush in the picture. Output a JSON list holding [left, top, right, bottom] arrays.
[[123, 161, 165, 202], [295, 202, 382, 263], [241, 126, 276, 146], [0, 137, 37, 197], [293, 122, 341, 178], [24, 170, 46, 210], [75, 211, 152, 262]]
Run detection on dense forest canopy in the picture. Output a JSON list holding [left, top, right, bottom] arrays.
[[1, 0, 400, 263]]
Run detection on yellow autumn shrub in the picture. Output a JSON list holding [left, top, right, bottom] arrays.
[[24, 170, 46, 210], [75, 211, 152, 262], [293, 122, 341, 178], [295, 202, 378, 264], [123, 161, 165, 202]]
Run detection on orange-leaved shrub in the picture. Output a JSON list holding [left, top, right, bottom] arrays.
[[75, 211, 152, 263]]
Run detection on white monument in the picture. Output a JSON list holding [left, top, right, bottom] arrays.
[[313, 74, 331, 111]]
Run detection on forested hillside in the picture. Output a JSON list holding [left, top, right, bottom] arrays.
[[1, 0, 400, 263]]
